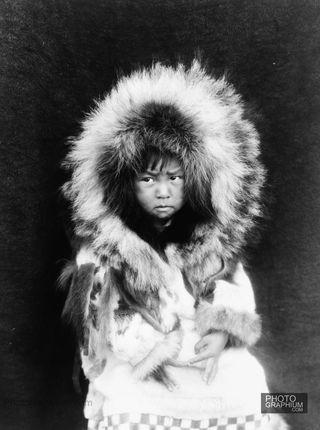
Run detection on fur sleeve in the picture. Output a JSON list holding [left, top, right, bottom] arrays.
[[195, 262, 261, 346]]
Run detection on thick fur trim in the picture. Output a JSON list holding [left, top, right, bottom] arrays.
[[63, 60, 265, 292], [195, 301, 261, 346]]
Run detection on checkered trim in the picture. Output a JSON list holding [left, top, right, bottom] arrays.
[[94, 413, 270, 430]]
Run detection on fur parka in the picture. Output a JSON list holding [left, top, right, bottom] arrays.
[[61, 60, 265, 380]]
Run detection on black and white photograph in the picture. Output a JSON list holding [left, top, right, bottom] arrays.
[[0, 1, 319, 429]]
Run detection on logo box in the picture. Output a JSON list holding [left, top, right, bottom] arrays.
[[261, 393, 307, 414]]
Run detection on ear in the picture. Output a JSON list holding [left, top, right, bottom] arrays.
[[62, 263, 96, 344]]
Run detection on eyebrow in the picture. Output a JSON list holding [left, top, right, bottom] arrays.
[[167, 168, 183, 175], [144, 168, 183, 175]]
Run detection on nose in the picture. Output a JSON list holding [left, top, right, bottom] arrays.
[[156, 180, 170, 199]]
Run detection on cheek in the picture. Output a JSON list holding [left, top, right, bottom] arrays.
[[176, 183, 186, 202], [135, 186, 152, 207]]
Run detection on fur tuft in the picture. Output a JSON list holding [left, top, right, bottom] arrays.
[[58, 261, 76, 290], [132, 328, 182, 381], [62, 263, 96, 342]]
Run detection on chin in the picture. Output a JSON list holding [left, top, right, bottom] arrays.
[[152, 211, 173, 220], [155, 214, 172, 220]]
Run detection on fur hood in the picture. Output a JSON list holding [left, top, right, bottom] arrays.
[[63, 60, 265, 293]]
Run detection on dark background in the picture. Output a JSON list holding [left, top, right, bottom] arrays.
[[0, 0, 319, 429]]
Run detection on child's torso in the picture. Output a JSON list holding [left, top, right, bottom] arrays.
[[106, 264, 201, 365], [160, 266, 200, 363]]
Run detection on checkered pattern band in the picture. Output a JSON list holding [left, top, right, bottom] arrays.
[[91, 412, 271, 430]]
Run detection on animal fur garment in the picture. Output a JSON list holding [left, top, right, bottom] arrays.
[[61, 59, 266, 369]]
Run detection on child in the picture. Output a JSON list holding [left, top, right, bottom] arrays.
[[61, 61, 289, 429]]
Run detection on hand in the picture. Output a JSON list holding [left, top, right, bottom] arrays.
[[188, 331, 228, 384]]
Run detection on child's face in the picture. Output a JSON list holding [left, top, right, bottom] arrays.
[[134, 157, 185, 220]]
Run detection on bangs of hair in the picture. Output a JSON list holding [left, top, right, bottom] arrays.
[[138, 146, 176, 173]]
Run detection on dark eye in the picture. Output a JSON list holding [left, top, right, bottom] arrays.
[[141, 177, 154, 183], [170, 175, 183, 181]]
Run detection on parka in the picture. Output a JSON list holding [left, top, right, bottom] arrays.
[[61, 61, 288, 430]]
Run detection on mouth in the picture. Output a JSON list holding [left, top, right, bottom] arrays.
[[154, 206, 173, 211]]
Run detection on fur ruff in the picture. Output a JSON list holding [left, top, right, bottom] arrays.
[[195, 301, 261, 346], [63, 60, 265, 295]]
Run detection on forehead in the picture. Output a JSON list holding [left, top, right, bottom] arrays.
[[146, 156, 182, 173]]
